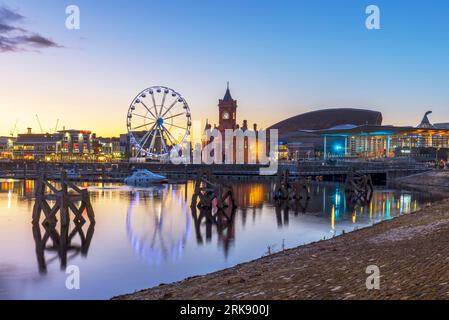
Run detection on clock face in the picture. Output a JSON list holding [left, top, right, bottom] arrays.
[[222, 111, 230, 120]]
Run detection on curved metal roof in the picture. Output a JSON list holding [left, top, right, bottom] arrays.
[[268, 108, 383, 137]]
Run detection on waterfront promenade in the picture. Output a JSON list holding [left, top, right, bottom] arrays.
[[117, 190, 449, 300], [0, 159, 430, 182]]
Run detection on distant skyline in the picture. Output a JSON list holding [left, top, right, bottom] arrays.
[[1, 0, 448, 136]]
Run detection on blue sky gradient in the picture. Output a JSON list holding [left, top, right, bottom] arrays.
[[1, 0, 448, 135]]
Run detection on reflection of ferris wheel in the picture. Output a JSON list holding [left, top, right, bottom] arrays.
[[127, 86, 192, 159], [126, 186, 191, 265]]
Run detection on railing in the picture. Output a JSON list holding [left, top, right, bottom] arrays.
[[0, 159, 432, 180]]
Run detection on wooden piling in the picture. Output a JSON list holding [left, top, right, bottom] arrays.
[[190, 169, 236, 211], [31, 170, 96, 273], [273, 169, 310, 202], [32, 170, 95, 226], [344, 168, 374, 205]]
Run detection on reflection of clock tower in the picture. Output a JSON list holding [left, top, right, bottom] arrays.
[[218, 82, 237, 133]]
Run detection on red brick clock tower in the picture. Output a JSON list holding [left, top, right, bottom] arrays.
[[218, 82, 237, 134]]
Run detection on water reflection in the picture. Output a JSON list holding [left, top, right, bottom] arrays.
[[0, 179, 439, 299], [126, 185, 191, 265], [32, 220, 95, 274], [123, 182, 268, 264], [232, 183, 267, 208], [0, 179, 35, 199], [122, 181, 432, 262], [191, 207, 237, 257], [30, 176, 96, 275]]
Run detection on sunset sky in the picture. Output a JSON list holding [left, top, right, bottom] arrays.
[[1, 0, 448, 137]]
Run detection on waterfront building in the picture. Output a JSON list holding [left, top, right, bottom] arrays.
[[12, 128, 98, 161], [0, 136, 15, 160], [56, 129, 96, 161], [269, 108, 382, 160], [97, 137, 122, 160], [217, 83, 238, 133], [120, 133, 131, 157], [435, 123, 449, 130], [13, 128, 60, 161], [316, 123, 449, 161], [120, 131, 148, 159], [212, 83, 260, 164], [269, 109, 449, 161]]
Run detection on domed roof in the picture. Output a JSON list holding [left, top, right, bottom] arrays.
[[268, 108, 383, 137]]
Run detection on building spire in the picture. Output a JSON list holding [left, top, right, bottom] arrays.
[[223, 81, 233, 101], [417, 110, 435, 128]]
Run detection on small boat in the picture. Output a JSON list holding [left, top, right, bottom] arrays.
[[124, 169, 167, 186]]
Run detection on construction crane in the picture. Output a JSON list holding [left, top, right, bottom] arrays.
[[10, 120, 18, 137], [35, 115, 44, 133], [53, 119, 59, 133]]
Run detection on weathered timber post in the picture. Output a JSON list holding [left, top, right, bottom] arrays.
[[32, 173, 45, 224], [191, 169, 237, 211], [60, 171, 69, 227], [273, 169, 310, 202], [31, 171, 96, 273], [32, 171, 95, 226], [344, 168, 374, 205]]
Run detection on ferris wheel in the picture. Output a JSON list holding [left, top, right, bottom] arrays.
[[127, 86, 192, 159]]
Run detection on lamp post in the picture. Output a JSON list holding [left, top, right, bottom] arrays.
[[436, 147, 440, 166], [323, 136, 327, 160]]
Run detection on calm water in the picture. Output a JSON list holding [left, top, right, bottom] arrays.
[[0, 179, 437, 299]]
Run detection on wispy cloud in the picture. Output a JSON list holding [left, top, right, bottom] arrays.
[[0, 5, 24, 22], [0, 5, 61, 52]]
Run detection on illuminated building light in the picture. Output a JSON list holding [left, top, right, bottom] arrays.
[[333, 144, 343, 152], [331, 205, 335, 230]]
